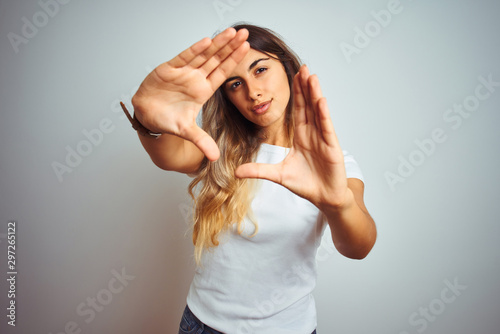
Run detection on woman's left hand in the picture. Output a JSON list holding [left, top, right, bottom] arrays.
[[235, 65, 354, 211]]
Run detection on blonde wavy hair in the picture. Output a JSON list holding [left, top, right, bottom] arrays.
[[188, 23, 302, 264]]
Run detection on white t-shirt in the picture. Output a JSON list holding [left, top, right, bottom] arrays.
[[186, 143, 364, 334]]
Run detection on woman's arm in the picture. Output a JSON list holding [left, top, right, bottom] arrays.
[[136, 133, 204, 174], [320, 178, 377, 259], [128, 28, 250, 173]]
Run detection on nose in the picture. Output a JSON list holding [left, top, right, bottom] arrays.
[[246, 80, 262, 101]]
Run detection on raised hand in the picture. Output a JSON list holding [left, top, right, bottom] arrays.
[[235, 65, 352, 210], [132, 28, 250, 161]]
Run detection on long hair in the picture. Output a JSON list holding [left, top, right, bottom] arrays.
[[188, 23, 302, 264]]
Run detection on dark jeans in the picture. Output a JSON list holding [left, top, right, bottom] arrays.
[[179, 305, 317, 334]]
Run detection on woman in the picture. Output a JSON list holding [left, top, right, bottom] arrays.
[[122, 23, 377, 334]]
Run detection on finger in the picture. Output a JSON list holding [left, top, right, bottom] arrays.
[[299, 66, 316, 127], [189, 28, 239, 69], [307, 75, 338, 146], [293, 67, 307, 126], [308, 73, 325, 129], [208, 41, 250, 90], [180, 124, 221, 161], [234, 162, 282, 184], [308, 73, 324, 107], [316, 97, 339, 146], [307, 73, 339, 146], [200, 28, 249, 75], [168, 37, 212, 68]]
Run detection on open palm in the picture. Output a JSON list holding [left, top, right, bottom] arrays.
[[235, 65, 351, 209], [132, 28, 249, 161]]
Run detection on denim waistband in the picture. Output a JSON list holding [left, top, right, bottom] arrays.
[[183, 305, 317, 334], [184, 305, 224, 334]]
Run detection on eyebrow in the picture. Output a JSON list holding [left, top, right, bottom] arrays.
[[223, 57, 270, 86]]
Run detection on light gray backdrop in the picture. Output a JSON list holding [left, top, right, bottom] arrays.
[[1, 0, 499, 333]]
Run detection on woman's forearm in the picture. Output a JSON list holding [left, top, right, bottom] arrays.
[[320, 185, 377, 260], [138, 133, 204, 174]]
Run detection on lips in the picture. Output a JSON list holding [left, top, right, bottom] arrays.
[[252, 100, 272, 114]]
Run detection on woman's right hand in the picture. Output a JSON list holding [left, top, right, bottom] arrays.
[[131, 28, 250, 161]]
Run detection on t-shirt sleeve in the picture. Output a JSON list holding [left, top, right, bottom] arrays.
[[342, 150, 364, 183]]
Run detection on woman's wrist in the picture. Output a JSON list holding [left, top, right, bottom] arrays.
[[120, 102, 162, 139]]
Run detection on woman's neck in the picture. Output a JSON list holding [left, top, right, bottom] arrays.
[[262, 126, 291, 147]]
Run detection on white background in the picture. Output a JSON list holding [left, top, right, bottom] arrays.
[[1, 0, 499, 333]]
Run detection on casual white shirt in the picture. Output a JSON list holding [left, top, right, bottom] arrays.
[[187, 143, 364, 334]]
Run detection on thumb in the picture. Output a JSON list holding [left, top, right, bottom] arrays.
[[235, 162, 282, 184], [182, 124, 220, 161]]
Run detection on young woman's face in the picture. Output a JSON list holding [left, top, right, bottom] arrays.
[[222, 48, 291, 135]]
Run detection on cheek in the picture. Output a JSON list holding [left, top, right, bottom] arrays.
[[228, 96, 238, 109], [279, 84, 291, 108], [277, 73, 291, 101], [227, 94, 248, 115]]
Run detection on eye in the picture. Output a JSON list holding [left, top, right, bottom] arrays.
[[255, 67, 267, 75], [229, 81, 242, 90]]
